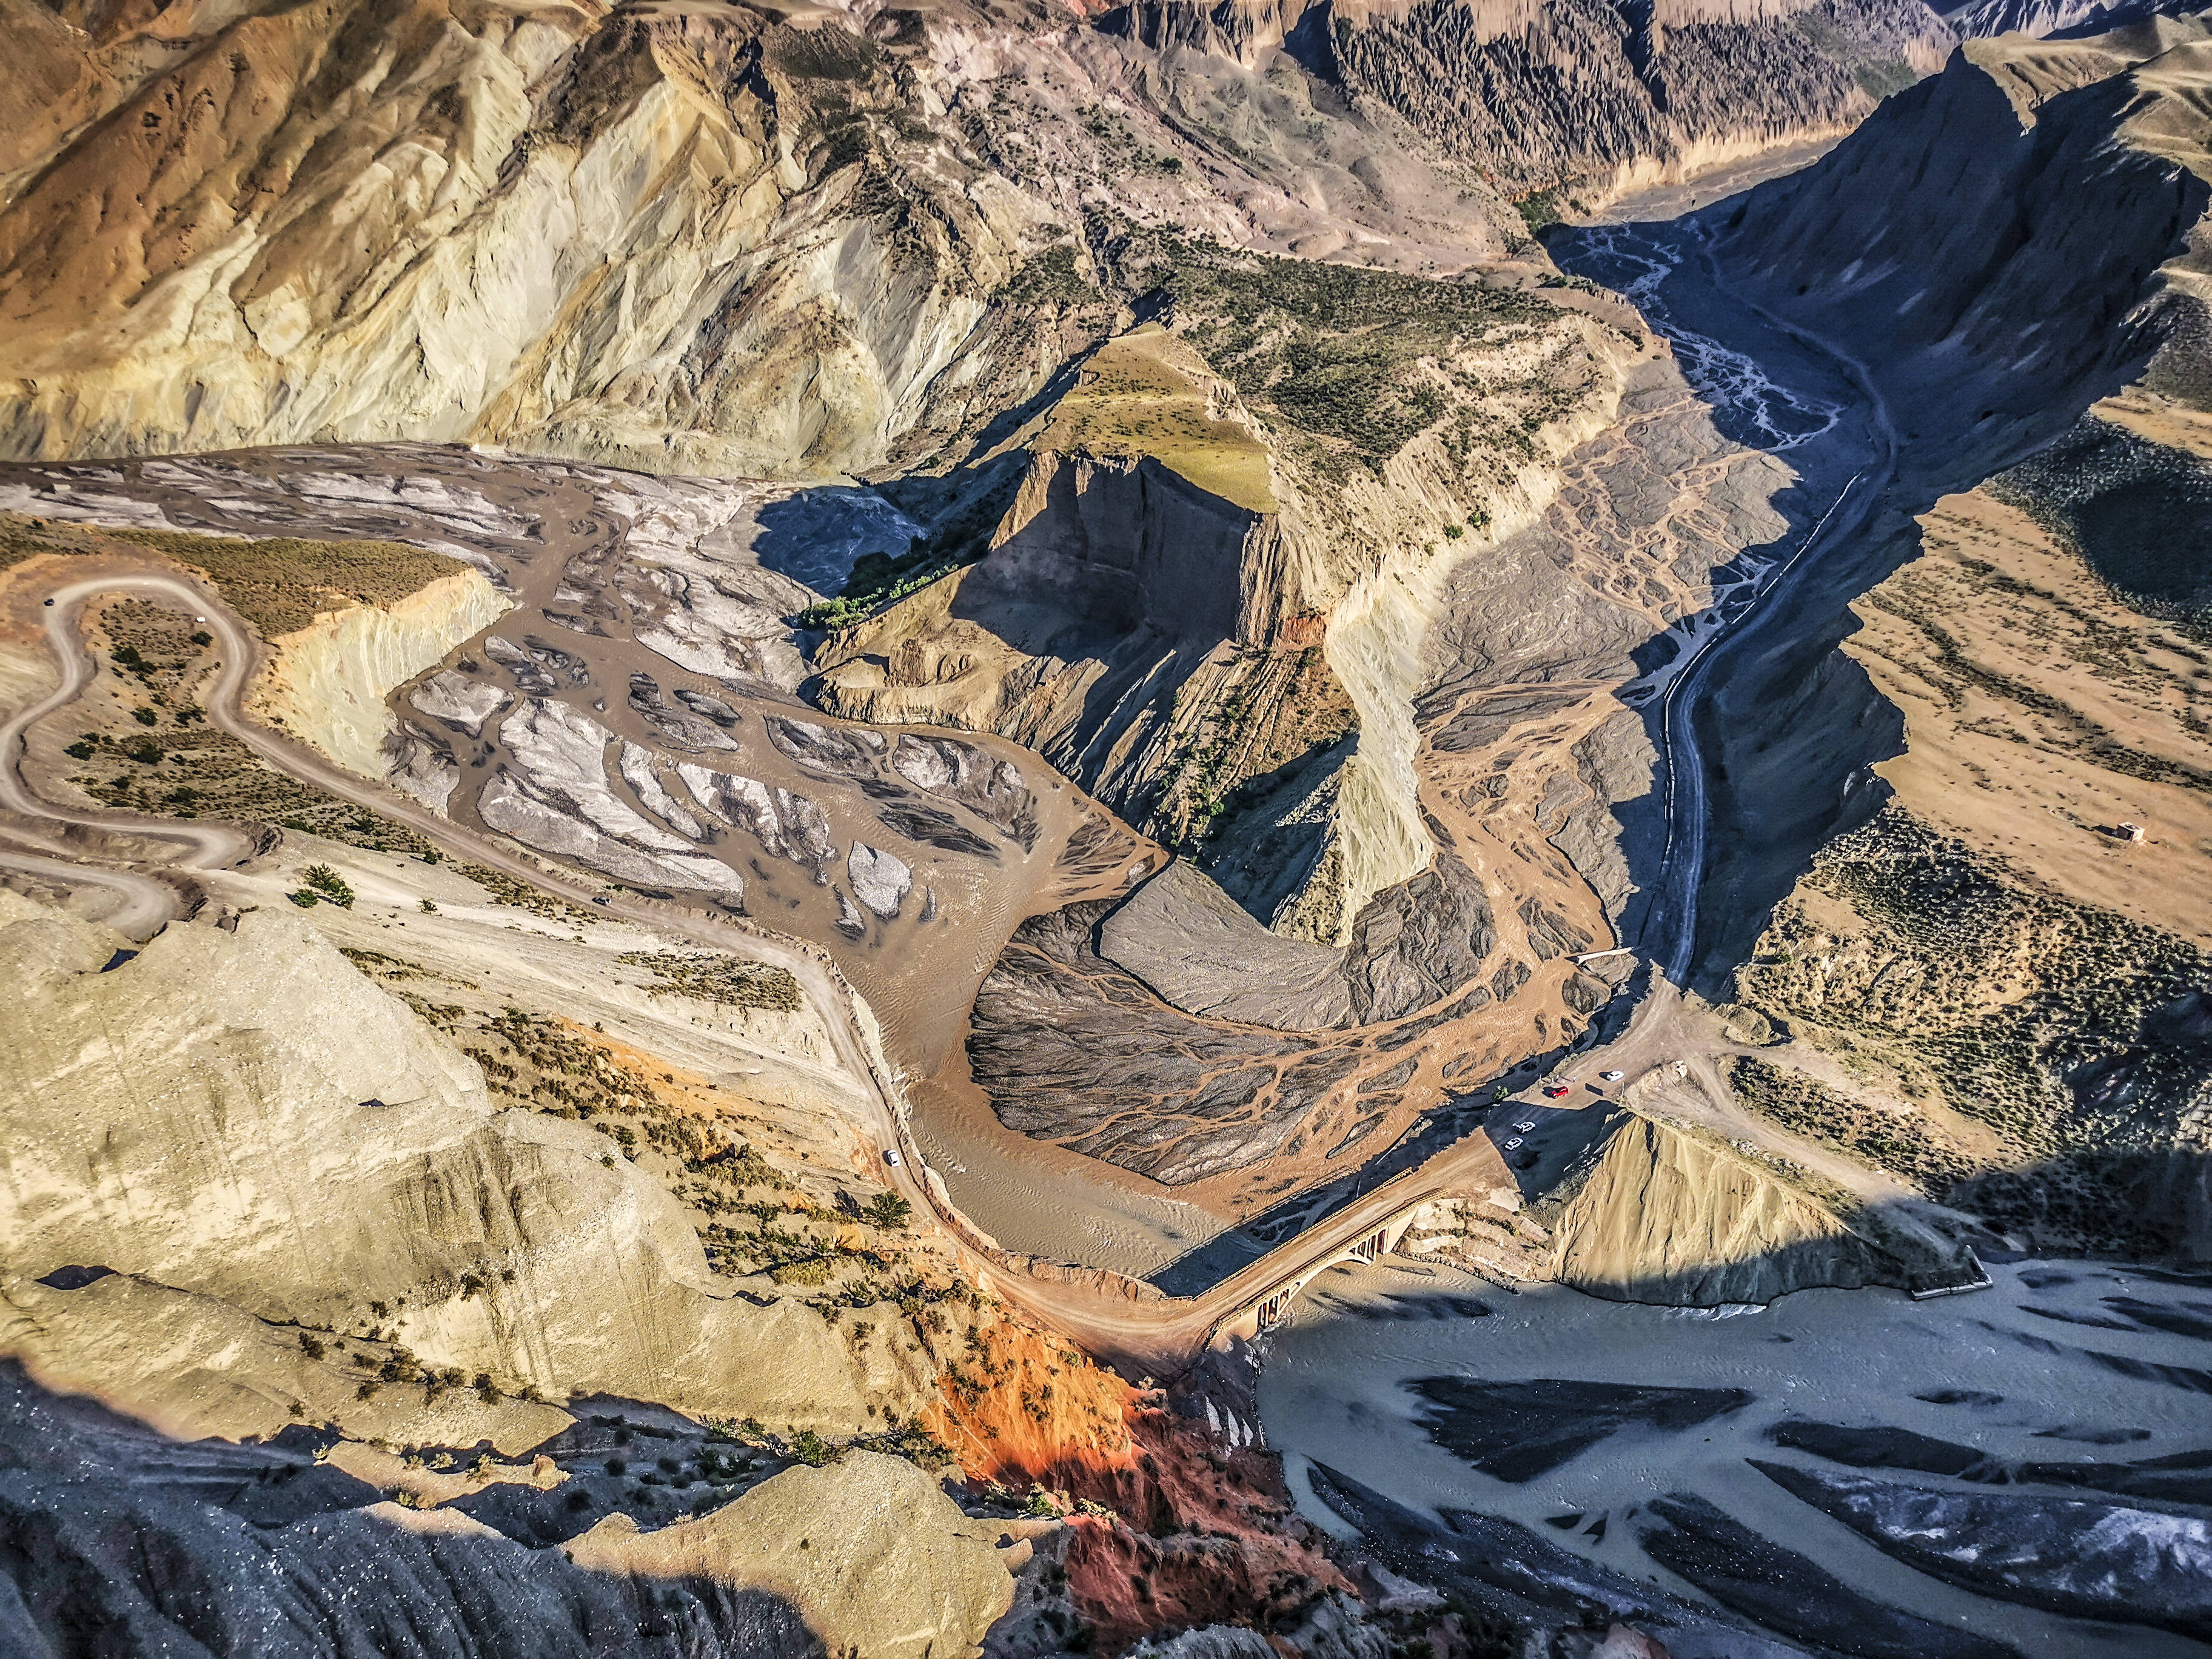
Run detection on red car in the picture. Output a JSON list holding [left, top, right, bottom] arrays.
[[1542, 1085, 1571, 1099]]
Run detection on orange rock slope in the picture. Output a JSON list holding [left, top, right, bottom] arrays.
[[922, 1322, 1350, 1649]]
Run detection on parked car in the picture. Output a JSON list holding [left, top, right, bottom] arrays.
[[1543, 1085, 1571, 1099], [1601, 1069, 1625, 1081]]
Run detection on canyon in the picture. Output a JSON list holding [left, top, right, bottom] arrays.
[[1, 0, 2210, 1655]]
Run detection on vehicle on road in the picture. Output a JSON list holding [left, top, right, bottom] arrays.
[[1514, 1121, 1537, 1132], [883, 1149, 902, 1167], [592, 894, 611, 905], [1503, 1137, 1523, 1149]]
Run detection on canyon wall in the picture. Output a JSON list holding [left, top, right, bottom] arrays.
[[1312, 0, 1956, 198], [255, 568, 513, 776], [0, 0, 1532, 475], [0, 0, 1960, 481]]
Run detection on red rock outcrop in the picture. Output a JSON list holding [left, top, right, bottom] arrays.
[[923, 1322, 1352, 1652]]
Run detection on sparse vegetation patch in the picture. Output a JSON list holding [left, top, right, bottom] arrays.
[[1738, 806, 2212, 1255], [101, 527, 463, 637]]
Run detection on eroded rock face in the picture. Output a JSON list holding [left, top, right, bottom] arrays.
[[1321, 0, 1956, 196], [1547, 1113, 1905, 1304], [815, 446, 1296, 854], [1735, 807, 2212, 1258], [0, 892, 919, 1430], [256, 569, 514, 777], [0, 1373, 1011, 1659]]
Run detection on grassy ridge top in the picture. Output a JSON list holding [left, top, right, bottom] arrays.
[[117, 527, 464, 637], [2, 514, 467, 638], [1164, 245, 1556, 475], [1039, 326, 1277, 514]]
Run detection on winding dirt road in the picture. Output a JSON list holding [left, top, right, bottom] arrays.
[[0, 566, 1233, 1365], [0, 240, 1919, 1370]]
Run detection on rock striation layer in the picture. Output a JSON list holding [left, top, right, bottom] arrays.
[[0, 890, 923, 1433]]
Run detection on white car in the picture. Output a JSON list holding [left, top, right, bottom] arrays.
[[1601, 1069, 1625, 1082], [1515, 1121, 1537, 1133], [1503, 1136, 1523, 1149], [883, 1149, 902, 1167]]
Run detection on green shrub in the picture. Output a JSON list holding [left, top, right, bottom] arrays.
[[301, 865, 355, 908], [862, 1193, 913, 1230], [1516, 189, 1563, 235]]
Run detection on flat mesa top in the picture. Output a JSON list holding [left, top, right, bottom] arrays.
[[1036, 325, 1279, 517]]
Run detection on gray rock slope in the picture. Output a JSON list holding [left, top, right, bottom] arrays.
[[0, 1369, 1010, 1659]]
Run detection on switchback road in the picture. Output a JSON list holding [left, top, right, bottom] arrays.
[[0, 244, 1906, 1370]]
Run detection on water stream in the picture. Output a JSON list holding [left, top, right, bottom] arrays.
[[1259, 1255, 2211, 1656]]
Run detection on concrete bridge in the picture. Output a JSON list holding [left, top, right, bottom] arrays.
[[1207, 1202, 1429, 1346]]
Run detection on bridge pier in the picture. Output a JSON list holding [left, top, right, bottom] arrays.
[[1213, 1207, 1423, 1347]]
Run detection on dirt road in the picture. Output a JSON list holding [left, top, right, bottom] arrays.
[[0, 246, 1914, 1370]]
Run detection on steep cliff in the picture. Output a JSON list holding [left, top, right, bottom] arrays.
[[255, 567, 513, 776], [1309, 0, 1956, 199]]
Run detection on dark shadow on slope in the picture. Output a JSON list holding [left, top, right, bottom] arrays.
[[749, 484, 928, 597], [1543, 38, 2212, 1000], [0, 1362, 826, 1658]]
